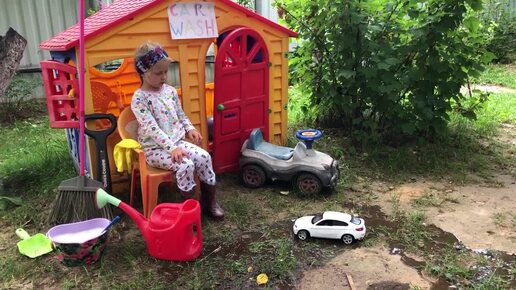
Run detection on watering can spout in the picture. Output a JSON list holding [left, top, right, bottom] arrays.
[[95, 188, 150, 241], [95, 188, 121, 208]]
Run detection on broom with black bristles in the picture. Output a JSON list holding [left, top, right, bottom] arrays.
[[48, 0, 113, 225]]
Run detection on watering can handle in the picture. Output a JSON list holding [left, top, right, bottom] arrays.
[[15, 228, 30, 240]]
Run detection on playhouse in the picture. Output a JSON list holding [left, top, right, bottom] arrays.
[[39, 0, 297, 191]]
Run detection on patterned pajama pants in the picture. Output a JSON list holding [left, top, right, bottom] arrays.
[[144, 140, 216, 191]]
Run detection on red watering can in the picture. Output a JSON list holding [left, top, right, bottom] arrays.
[[95, 188, 202, 261]]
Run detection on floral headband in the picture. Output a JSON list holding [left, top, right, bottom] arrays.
[[135, 46, 171, 75]]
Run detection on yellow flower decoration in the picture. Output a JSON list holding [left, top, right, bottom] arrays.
[[256, 273, 268, 285]]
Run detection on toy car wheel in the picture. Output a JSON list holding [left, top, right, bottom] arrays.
[[242, 165, 266, 188], [341, 234, 354, 245], [295, 173, 322, 195], [297, 230, 309, 241]]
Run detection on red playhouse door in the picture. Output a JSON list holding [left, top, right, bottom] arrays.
[[213, 27, 269, 173]]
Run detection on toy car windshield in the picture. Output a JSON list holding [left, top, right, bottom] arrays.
[[311, 213, 323, 224], [350, 216, 361, 225]]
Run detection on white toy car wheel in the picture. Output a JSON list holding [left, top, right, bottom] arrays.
[[242, 164, 266, 188], [297, 230, 309, 241], [296, 173, 322, 195], [341, 234, 354, 245]]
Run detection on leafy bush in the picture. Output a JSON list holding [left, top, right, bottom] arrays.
[[0, 74, 43, 124], [277, 0, 494, 143], [479, 0, 516, 63], [236, 0, 255, 11]]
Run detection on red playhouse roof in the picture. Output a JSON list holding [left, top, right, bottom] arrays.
[[39, 0, 297, 51]]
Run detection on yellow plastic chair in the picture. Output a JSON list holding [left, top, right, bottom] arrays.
[[117, 107, 200, 217]]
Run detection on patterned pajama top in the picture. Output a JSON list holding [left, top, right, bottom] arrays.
[[131, 84, 195, 153]]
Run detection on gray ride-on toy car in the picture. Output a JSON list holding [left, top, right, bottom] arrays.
[[239, 128, 339, 195]]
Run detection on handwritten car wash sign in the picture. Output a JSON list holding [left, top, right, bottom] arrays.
[[168, 3, 218, 39]]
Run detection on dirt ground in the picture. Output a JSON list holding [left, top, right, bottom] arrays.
[[297, 173, 516, 289], [461, 84, 516, 94]]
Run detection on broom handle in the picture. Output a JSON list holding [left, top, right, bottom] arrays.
[[79, 0, 85, 176]]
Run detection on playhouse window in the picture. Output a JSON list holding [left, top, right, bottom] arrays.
[[205, 43, 215, 143], [167, 61, 181, 89], [247, 35, 264, 64], [206, 43, 215, 82], [93, 59, 124, 73]]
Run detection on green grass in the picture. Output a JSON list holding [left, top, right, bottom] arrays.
[[456, 92, 516, 135], [389, 204, 430, 252], [474, 64, 516, 89], [249, 237, 297, 283], [0, 118, 75, 228], [424, 246, 474, 284], [412, 191, 441, 207], [386, 195, 430, 251], [287, 84, 310, 126], [491, 211, 516, 230], [223, 192, 261, 229], [0, 118, 75, 190]]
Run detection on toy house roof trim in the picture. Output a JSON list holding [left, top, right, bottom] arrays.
[[39, 0, 297, 51]]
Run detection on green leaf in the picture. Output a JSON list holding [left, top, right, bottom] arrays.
[[0, 196, 23, 210], [400, 122, 416, 134], [338, 70, 356, 79], [408, 8, 419, 19], [481, 51, 496, 64], [467, 0, 483, 11], [378, 62, 390, 70], [463, 16, 480, 33], [385, 58, 398, 66]]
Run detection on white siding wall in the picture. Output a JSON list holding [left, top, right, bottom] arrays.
[[0, 0, 87, 70], [510, 0, 516, 17], [255, 0, 278, 22]]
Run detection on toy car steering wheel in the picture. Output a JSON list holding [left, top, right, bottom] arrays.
[[295, 129, 322, 149]]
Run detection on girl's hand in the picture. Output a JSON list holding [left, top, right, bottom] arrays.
[[171, 147, 188, 163], [187, 129, 203, 145]]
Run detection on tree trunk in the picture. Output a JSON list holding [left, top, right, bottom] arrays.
[[0, 27, 27, 97]]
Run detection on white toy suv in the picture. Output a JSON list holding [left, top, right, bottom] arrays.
[[293, 211, 366, 244]]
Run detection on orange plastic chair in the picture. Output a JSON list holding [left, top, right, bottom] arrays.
[[91, 81, 124, 115], [117, 106, 199, 217]]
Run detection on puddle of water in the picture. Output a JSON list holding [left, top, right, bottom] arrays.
[[501, 253, 516, 289], [429, 278, 451, 290], [345, 202, 515, 289], [367, 281, 410, 290]]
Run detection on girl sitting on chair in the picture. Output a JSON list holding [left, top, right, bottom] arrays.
[[131, 41, 224, 219]]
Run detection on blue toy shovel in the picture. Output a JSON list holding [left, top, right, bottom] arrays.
[[101, 215, 121, 235]]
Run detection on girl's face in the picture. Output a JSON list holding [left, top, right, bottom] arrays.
[[142, 59, 169, 91]]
